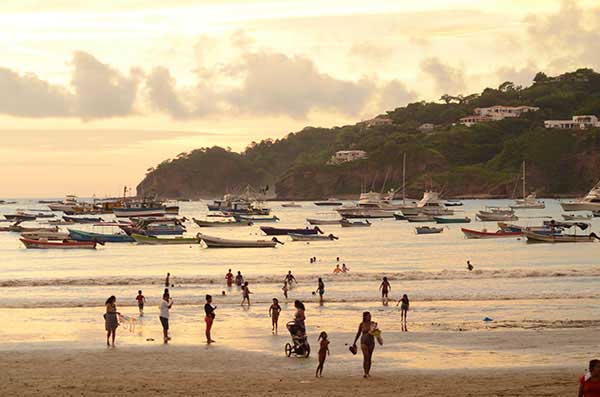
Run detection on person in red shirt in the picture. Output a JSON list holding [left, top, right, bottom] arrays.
[[225, 269, 233, 288], [135, 290, 146, 317], [579, 359, 600, 397]]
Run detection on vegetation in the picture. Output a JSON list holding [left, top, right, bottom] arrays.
[[138, 68, 600, 199]]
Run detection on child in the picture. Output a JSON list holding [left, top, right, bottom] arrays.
[[269, 298, 281, 334], [241, 282, 251, 306], [282, 281, 289, 299], [204, 294, 216, 344], [316, 331, 330, 378], [136, 290, 146, 317], [225, 269, 234, 287], [397, 294, 410, 331]]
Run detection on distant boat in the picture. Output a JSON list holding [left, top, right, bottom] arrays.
[[306, 218, 342, 225], [416, 226, 443, 234], [4, 214, 37, 222], [199, 233, 281, 248], [393, 213, 407, 221], [433, 216, 471, 224], [461, 227, 522, 239], [289, 233, 339, 241], [19, 237, 97, 249], [68, 229, 135, 243], [476, 208, 518, 221], [340, 219, 371, 227], [314, 198, 343, 206], [406, 214, 435, 223], [562, 213, 592, 221], [20, 231, 70, 241], [523, 230, 599, 243], [120, 218, 186, 236], [233, 215, 279, 223], [193, 218, 252, 227], [113, 203, 166, 218], [510, 161, 545, 209], [561, 180, 600, 211], [399, 191, 454, 216], [131, 234, 200, 245], [444, 201, 463, 207], [260, 226, 322, 236], [282, 202, 302, 208], [0, 224, 59, 233], [63, 215, 104, 224]]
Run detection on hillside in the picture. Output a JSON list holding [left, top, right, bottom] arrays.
[[137, 68, 600, 200]]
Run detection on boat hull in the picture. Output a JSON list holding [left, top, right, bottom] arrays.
[[289, 233, 337, 241], [193, 218, 252, 227], [113, 208, 166, 218], [20, 238, 97, 249], [199, 233, 278, 248], [523, 230, 598, 243], [433, 217, 471, 224], [131, 234, 199, 245], [260, 226, 321, 236], [461, 228, 522, 239], [416, 227, 443, 234], [560, 202, 600, 211], [68, 229, 135, 243], [306, 218, 341, 225]]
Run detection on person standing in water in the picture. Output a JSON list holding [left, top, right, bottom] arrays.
[[136, 290, 146, 317], [379, 277, 391, 305], [342, 263, 349, 273], [104, 296, 119, 347], [204, 294, 216, 344], [159, 291, 173, 344], [282, 280, 289, 299], [397, 294, 410, 331], [225, 269, 234, 288], [165, 272, 171, 288], [269, 298, 281, 334], [241, 282, 252, 306], [285, 271, 297, 286], [315, 331, 330, 378], [235, 271, 244, 287], [467, 260, 473, 271], [315, 278, 325, 305], [333, 264, 342, 273], [352, 311, 379, 378]]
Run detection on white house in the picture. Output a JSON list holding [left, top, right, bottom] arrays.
[[474, 105, 539, 120], [329, 150, 368, 164], [459, 115, 493, 127], [363, 117, 393, 127], [544, 115, 600, 130]]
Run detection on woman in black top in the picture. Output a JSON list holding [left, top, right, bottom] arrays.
[[204, 294, 216, 344]]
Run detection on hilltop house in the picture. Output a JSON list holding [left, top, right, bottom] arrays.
[[459, 105, 539, 126], [329, 150, 368, 165], [362, 116, 393, 128], [544, 115, 600, 129]]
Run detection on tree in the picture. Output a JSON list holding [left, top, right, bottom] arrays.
[[533, 72, 549, 83]]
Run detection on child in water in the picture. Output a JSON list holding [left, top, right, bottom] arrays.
[[282, 281, 289, 299], [316, 331, 330, 378], [241, 282, 252, 306], [269, 298, 281, 334], [136, 290, 146, 317]]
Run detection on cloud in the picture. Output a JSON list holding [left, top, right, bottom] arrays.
[[348, 42, 392, 62], [378, 80, 418, 111], [420, 57, 466, 94], [146, 67, 191, 119], [495, 64, 539, 88], [226, 51, 375, 118]]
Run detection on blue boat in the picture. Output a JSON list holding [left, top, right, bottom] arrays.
[[68, 229, 135, 243]]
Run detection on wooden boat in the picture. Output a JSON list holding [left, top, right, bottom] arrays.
[[260, 226, 322, 236], [233, 215, 279, 223], [63, 215, 104, 223], [199, 233, 282, 248], [393, 213, 407, 221], [523, 230, 599, 243], [306, 218, 342, 225], [406, 215, 435, 223], [193, 218, 252, 227], [0, 224, 59, 233], [4, 214, 37, 222], [48, 219, 76, 225], [461, 227, 522, 239], [21, 231, 70, 240], [20, 237, 97, 249], [434, 216, 471, 224], [120, 218, 186, 236], [282, 202, 302, 208], [562, 214, 592, 221], [289, 233, 339, 241], [476, 213, 518, 221], [113, 204, 166, 218], [131, 234, 200, 245], [68, 229, 135, 243], [416, 226, 443, 234], [340, 219, 371, 227], [314, 199, 343, 206]]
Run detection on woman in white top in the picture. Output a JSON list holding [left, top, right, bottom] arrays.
[[159, 292, 173, 344]]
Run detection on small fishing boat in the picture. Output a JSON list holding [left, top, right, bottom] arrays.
[[233, 214, 279, 223], [393, 213, 407, 221], [562, 213, 592, 221], [476, 212, 518, 222], [444, 201, 463, 207], [20, 237, 97, 249], [306, 218, 342, 225], [340, 219, 371, 227], [314, 198, 343, 206], [21, 231, 70, 241], [416, 226, 443, 234], [199, 233, 282, 248], [48, 219, 76, 225], [120, 218, 186, 236], [406, 214, 435, 223], [282, 202, 302, 208], [523, 230, 599, 243], [131, 234, 200, 245], [4, 213, 37, 222], [461, 227, 522, 239], [113, 201, 166, 218], [0, 223, 59, 233], [193, 218, 253, 227], [289, 233, 339, 241], [260, 226, 323, 236], [63, 215, 104, 223], [433, 216, 471, 224], [68, 229, 135, 243]]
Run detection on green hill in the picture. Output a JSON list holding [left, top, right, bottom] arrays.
[[137, 68, 600, 199]]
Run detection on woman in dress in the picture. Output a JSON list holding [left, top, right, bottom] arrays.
[[352, 311, 379, 378], [104, 296, 119, 347]]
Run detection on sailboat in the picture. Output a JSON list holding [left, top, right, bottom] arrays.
[[510, 161, 545, 209]]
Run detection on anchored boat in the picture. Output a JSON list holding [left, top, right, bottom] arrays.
[[289, 233, 338, 241], [193, 218, 252, 227], [260, 226, 322, 236], [68, 229, 135, 243], [199, 233, 281, 248], [461, 227, 522, 239], [20, 238, 97, 249], [416, 226, 443, 234], [131, 234, 200, 245]]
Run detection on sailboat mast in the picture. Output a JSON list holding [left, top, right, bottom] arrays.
[[402, 153, 406, 204], [522, 161, 526, 198]]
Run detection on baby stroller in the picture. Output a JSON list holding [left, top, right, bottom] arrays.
[[285, 321, 310, 358]]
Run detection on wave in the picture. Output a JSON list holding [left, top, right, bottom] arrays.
[[2, 267, 600, 288]]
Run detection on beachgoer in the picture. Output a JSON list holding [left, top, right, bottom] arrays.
[[294, 300, 306, 333], [316, 278, 325, 304], [269, 298, 282, 334], [282, 280, 289, 299], [379, 277, 391, 305], [159, 291, 173, 344], [579, 359, 600, 397], [336, 257, 340, 262], [342, 263, 349, 273], [136, 290, 146, 316], [397, 294, 410, 331], [204, 294, 216, 344], [316, 331, 330, 378], [235, 271, 244, 287], [241, 282, 251, 306], [352, 311, 381, 378], [225, 269, 234, 287], [165, 272, 171, 287], [467, 260, 473, 271], [333, 264, 342, 273], [285, 271, 297, 286], [104, 296, 119, 347]]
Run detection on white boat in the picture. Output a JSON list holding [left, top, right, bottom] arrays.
[[561, 181, 600, 211], [562, 213, 592, 221], [113, 202, 166, 218], [289, 233, 338, 241], [335, 190, 400, 218], [523, 230, 599, 243], [476, 212, 519, 222], [20, 231, 70, 240], [199, 233, 281, 248], [48, 195, 79, 212], [282, 202, 302, 208], [340, 219, 371, 227], [193, 218, 252, 227], [306, 218, 342, 225], [399, 191, 454, 216], [510, 162, 545, 209]]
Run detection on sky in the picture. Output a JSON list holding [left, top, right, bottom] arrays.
[[0, 0, 599, 197]]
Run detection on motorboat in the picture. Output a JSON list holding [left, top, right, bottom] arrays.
[[233, 214, 279, 223], [20, 231, 70, 240], [406, 214, 435, 223], [20, 238, 97, 249], [476, 212, 519, 222], [199, 233, 282, 248], [68, 229, 135, 243], [562, 213, 592, 221], [523, 228, 598, 243], [193, 218, 252, 227], [561, 180, 600, 211], [207, 189, 271, 215], [48, 195, 80, 212], [399, 191, 454, 216], [131, 234, 200, 245], [113, 201, 166, 218], [416, 226, 443, 234], [306, 218, 342, 225], [260, 226, 322, 236], [0, 223, 59, 233], [340, 219, 371, 227], [4, 213, 37, 222], [314, 198, 343, 206], [289, 233, 339, 241], [336, 190, 399, 218], [393, 213, 407, 221], [63, 215, 104, 223], [433, 216, 471, 224], [461, 227, 522, 239], [119, 218, 186, 236]]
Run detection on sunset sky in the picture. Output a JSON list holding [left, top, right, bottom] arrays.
[[0, 0, 598, 197]]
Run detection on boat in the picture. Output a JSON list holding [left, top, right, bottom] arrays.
[[47, 219, 76, 225], [119, 218, 186, 236], [282, 202, 302, 208], [47, 195, 80, 212], [63, 215, 104, 223], [478, 207, 514, 215], [314, 198, 343, 206], [461, 227, 522, 239], [433, 216, 471, 224], [207, 188, 271, 215], [393, 213, 407, 221], [497, 222, 523, 233], [510, 161, 545, 209], [193, 218, 252, 227], [199, 233, 282, 248], [562, 213, 592, 221], [0, 223, 59, 233], [306, 218, 342, 225], [19, 238, 97, 249], [260, 226, 323, 236], [113, 201, 166, 218], [340, 219, 371, 227], [523, 229, 599, 243], [68, 229, 135, 243], [594, 210, 600, 217], [416, 226, 443, 234], [289, 233, 339, 241], [4, 213, 37, 222], [399, 191, 454, 216], [131, 234, 200, 245], [561, 181, 600, 211], [444, 201, 463, 207], [21, 231, 70, 240], [406, 214, 435, 223], [233, 214, 279, 223], [476, 212, 518, 222], [336, 190, 400, 218]]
